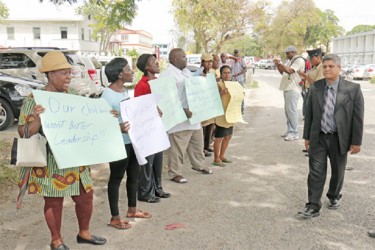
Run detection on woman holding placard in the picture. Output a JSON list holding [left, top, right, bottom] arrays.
[[212, 65, 235, 168], [101, 58, 152, 231], [17, 51, 106, 250]]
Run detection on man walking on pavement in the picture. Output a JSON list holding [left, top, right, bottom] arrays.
[[297, 54, 364, 219], [274, 46, 305, 141]]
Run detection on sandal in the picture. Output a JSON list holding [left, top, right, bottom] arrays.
[[212, 162, 225, 167], [107, 219, 131, 230], [221, 158, 232, 163], [127, 210, 152, 219]]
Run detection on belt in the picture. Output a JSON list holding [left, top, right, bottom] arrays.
[[320, 131, 337, 135]]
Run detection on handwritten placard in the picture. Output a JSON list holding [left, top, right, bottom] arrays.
[[120, 94, 170, 165], [185, 73, 224, 124], [32, 90, 126, 169], [224, 81, 247, 123], [149, 76, 187, 131]]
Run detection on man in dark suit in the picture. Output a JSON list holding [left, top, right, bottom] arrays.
[[297, 54, 364, 219]]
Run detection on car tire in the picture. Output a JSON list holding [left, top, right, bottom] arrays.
[[0, 99, 15, 131]]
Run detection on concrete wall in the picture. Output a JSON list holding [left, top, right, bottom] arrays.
[[332, 31, 375, 65]]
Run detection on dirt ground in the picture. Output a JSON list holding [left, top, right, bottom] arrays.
[[1, 71, 375, 250]]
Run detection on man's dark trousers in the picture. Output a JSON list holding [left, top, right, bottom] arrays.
[[307, 132, 347, 210]]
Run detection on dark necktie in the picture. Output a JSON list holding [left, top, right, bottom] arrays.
[[321, 86, 335, 133]]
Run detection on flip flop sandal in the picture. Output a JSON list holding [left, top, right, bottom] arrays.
[[212, 162, 225, 167], [107, 220, 132, 230], [222, 158, 232, 163], [127, 210, 152, 219]]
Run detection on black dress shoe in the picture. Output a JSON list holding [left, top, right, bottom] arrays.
[[204, 151, 212, 157], [299, 208, 320, 219], [328, 199, 340, 210], [156, 192, 171, 198], [50, 243, 69, 250], [76, 234, 107, 245], [368, 229, 375, 238], [138, 196, 160, 203], [297, 206, 310, 215]]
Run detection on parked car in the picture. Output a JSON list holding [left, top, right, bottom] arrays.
[[351, 64, 368, 80], [186, 64, 200, 73], [363, 64, 375, 79], [0, 73, 45, 130], [255, 59, 275, 70], [80, 56, 104, 95], [0, 47, 101, 97], [186, 54, 202, 66], [341, 64, 354, 74]]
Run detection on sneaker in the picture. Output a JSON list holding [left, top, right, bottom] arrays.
[[284, 134, 299, 141], [281, 132, 288, 137]]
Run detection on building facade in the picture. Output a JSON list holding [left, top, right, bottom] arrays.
[[0, 15, 100, 54], [153, 43, 171, 60], [332, 30, 375, 65], [110, 28, 153, 56]]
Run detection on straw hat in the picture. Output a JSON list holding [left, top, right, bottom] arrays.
[[39, 51, 72, 73], [201, 53, 213, 61]]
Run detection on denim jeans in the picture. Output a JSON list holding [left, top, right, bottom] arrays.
[[283, 90, 300, 135]]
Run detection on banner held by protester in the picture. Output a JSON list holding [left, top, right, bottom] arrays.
[[32, 90, 126, 169]]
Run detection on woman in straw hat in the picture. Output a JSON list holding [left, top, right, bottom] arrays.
[[17, 51, 106, 250]]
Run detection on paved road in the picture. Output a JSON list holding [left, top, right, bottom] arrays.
[[1, 70, 375, 249]]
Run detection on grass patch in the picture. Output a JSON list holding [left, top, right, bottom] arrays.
[[0, 139, 18, 185]]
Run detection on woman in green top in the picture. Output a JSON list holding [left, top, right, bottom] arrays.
[[17, 51, 106, 250]]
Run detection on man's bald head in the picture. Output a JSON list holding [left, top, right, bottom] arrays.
[[220, 53, 227, 63], [168, 48, 187, 70]]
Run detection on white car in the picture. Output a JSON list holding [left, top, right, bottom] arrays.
[[255, 59, 275, 70], [363, 64, 375, 79], [80, 56, 104, 95], [351, 64, 368, 80], [0, 48, 100, 96]]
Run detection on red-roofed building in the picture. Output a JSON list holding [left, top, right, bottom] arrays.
[[110, 28, 153, 55]]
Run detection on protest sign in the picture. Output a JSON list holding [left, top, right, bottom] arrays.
[[224, 81, 247, 123], [120, 94, 170, 165], [185, 73, 223, 124], [32, 90, 126, 169], [149, 76, 187, 131]]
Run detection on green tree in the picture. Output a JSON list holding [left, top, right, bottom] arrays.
[[78, 0, 138, 55], [39, 0, 78, 4], [0, 0, 9, 20], [247, 0, 273, 58], [346, 24, 375, 35], [172, 0, 252, 53], [126, 48, 139, 70], [265, 0, 319, 57], [304, 9, 344, 51], [222, 35, 263, 57]]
